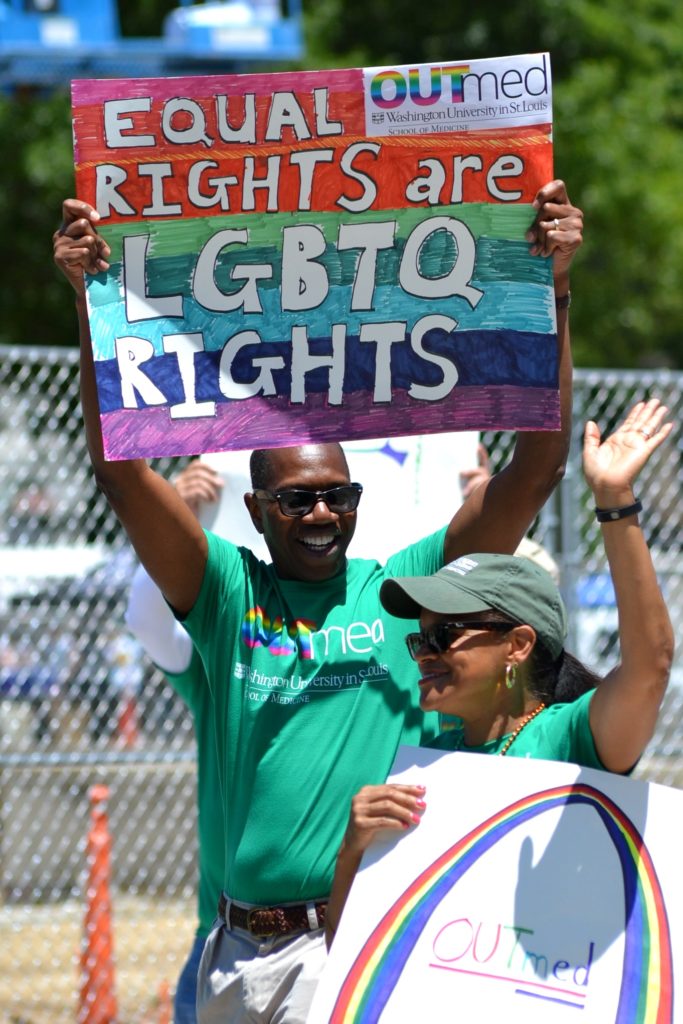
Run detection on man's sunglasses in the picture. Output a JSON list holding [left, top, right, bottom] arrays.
[[252, 483, 363, 518], [404, 620, 517, 660]]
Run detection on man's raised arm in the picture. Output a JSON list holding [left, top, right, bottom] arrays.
[[444, 179, 584, 563], [54, 200, 207, 616]]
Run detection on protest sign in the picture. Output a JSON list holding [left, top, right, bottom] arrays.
[[72, 54, 556, 460], [309, 748, 681, 1023]]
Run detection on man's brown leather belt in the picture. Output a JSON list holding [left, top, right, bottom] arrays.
[[218, 893, 327, 938]]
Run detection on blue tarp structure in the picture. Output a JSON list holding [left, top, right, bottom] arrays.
[[0, 0, 303, 87]]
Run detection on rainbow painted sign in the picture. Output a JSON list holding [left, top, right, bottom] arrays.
[[72, 54, 556, 460], [309, 750, 681, 1023]]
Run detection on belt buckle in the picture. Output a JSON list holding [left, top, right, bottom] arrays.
[[247, 907, 275, 937]]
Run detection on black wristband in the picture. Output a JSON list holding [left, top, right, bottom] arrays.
[[555, 291, 571, 310], [595, 498, 642, 523]]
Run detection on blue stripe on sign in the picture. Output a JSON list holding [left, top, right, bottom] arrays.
[[94, 327, 558, 413]]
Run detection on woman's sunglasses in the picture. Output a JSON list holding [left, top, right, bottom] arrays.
[[252, 483, 363, 518], [405, 620, 517, 660]]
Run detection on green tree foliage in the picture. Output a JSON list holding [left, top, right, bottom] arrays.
[[0, 90, 76, 347], [0, 0, 681, 367], [117, 0, 179, 36]]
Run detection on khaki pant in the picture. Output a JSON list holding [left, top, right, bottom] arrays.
[[197, 904, 326, 1024]]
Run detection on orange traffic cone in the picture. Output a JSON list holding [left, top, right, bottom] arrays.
[[78, 784, 117, 1024]]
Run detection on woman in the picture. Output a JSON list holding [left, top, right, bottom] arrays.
[[326, 398, 675, 945]]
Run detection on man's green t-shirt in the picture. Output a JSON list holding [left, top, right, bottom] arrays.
[[164, 651, 224, 937], [182, 527, 445, 905], [429, 690, 604, 768]]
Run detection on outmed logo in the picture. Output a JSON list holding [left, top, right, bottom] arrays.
[[368, 55, 549, 110], [370, 65, 470, 109]]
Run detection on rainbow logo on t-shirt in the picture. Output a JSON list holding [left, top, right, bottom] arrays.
[[241, 605, 318, 659], [329, 784, 672, 1023]]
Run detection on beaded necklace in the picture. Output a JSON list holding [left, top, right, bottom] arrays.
[[498, 702, 546, 756]]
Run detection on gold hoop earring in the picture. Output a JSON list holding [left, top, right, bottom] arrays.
[[505, 663, 517, 690]]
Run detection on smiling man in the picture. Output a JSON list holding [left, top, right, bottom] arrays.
[[54, 179, 582, 1024], [245, 445, 360, 582]]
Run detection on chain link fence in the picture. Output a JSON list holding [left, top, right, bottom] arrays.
[[1, 344, 682, 1022]]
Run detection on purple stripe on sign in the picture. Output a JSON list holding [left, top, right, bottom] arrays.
[[100, 385, 559, 460], [515, 989, 585, 1009]]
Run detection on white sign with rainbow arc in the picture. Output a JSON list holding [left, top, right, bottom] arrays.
[[309, 748, 680, 1023]]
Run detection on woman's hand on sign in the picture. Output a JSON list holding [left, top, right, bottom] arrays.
[[341, 783, 427, 858], [53, 199, 111, 294], [526, 179, 584, 284], [326, 782, 427, 947]]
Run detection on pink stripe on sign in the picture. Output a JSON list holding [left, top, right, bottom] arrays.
[[71, 68, 364, 107], [100, 385, 560, 461]]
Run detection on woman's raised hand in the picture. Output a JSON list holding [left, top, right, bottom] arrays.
[[583, 398, 673, 506]]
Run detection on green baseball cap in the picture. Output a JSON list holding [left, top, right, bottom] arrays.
[[380, 552, 567, 659]]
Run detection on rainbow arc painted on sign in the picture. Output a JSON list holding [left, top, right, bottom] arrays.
[[330, 784, 672, 1024]]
